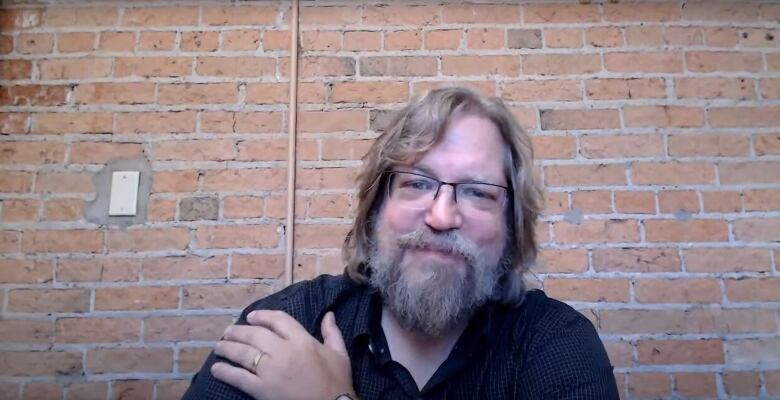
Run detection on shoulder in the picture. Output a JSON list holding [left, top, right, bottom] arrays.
[[237, 274, 358, 328]]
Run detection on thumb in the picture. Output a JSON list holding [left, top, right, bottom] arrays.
[[321, 311, 348, 356]]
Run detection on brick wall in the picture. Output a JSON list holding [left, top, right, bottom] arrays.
[[0, 1, 778, 399]]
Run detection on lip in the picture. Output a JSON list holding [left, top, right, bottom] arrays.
[[409, 246, 463, 261]]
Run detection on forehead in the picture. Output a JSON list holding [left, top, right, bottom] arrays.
[[411, 114, 506, 183]]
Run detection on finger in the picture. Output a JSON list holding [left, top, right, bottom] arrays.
[[214, 339, 266, 372], [223, 325, 284, 350], [321, 311, 348, 356], [211, 362, 264, 398], [247, 310, 307, 340]]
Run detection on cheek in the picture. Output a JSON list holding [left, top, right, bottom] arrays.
[[379, 203, 422, 235]]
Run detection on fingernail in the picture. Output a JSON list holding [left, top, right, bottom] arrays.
[[247, 311, 256, 320]]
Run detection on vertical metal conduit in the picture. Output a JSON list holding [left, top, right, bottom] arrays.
[[284, 0, 299, 286]]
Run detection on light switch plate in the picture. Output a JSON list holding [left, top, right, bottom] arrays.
[[109, 171, 140, 216]]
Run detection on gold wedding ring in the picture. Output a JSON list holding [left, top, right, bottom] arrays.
[[251, 351, 265, 374]]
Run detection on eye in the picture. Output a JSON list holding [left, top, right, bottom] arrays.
[[461, 185, 499, 201], [400, 178, 435, 191]]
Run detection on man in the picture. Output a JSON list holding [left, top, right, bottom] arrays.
[[183, 87, 619, 399]]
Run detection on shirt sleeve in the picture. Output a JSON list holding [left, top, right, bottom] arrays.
[[514, 307, 620, 400], [181, 288, 290, 400]]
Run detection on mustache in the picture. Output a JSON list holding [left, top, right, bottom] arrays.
[[395, 226, 479, 266]]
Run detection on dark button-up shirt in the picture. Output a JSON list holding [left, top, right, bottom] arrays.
[[183, 274, 618, 399]]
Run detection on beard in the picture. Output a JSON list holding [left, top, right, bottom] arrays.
[[367, 223, 510, 338]]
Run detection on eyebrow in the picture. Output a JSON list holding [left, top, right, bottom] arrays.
[[409, 162, 504, 186]]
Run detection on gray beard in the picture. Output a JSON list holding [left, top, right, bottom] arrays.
[[367, 226, 507, 338]]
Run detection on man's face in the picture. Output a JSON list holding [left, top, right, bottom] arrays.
[[368, 114, 510, 337]]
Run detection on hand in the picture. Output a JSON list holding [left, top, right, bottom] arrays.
[[211, 310, 356, 400]]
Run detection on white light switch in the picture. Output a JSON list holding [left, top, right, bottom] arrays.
[[109, 171, 140, 216]]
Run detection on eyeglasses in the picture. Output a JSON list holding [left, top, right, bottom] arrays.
[[386, 171, 509, 213]]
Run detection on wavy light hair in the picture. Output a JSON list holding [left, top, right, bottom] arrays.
[[342, 86, 542, 304]]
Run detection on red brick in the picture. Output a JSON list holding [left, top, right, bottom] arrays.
[[22, 229, 102, 253], [299, 110, 366, 133], [0, 259, 51, 284], [531, 136, 576, 160], [221, 29, 260, 51], [543, 28, 583, 48], [704, 27, 739, 47], [600, 308, 777, 334], [97, 31, 135, 52], [443, 4, 520, 23], [585, 27, 623, 47], [0, 60, 32, 80], [683, 2, 759, 21], [22, 382, 63, 399], [604, 3, 680, 21], [665, 27, 704, 45], [710, 106, 780, 128], [687, 51, 763, 72], [465, 28, 503, 50], [43, 7, 114, 27], [179, 347, 212, 373], [56, 258, 139, 282], [363, 5, 440, 26], [536, 248, 587, 274], [55, 317, 140, 343], [638, 339, 723, 364], [0, 171, 33, 192], [0, 351, 81, 377], [16, 33, 53, 54], [39, 58, 112, 79], [586, 78, 666, 100], [160, 83, 238, 105], [593, 247, 679, 273], [614, 191, 655, 214], [543, 279, 629, 302], [767, 370, 780, 395], [636, 278, 720, 303], [195, 224, 279, 249], [57, 32, 95, 52], [744, 189, 780, 211], [262, 30, 290, 51], [115, 56, 192, 77], [107, 228, 190, 252], [555, 220, 639, 244], [66, 382, 107, 400], [142, 256, 227, 281], [331, 81, 409, 103], [94, 286, 178, 311], [676, 77, 755, 99], [0, 141, 65, 165], [223, 196, 264, 219], [122, 6, 198, 26], [385, 30, 422, 50], [75, 82, 155, 104], [321, 139, 372, 161], [231, 253, 284, 279], [156, 380, 189, 399], [723, 371, 761, 397], [424, 29, 461, 50], [7, 288, 90, 313], [236, 139, 288, 162], [300, 31, 340, 52], [581, 134, 662, 158], [70, 142, 144, 164], [734, 218, 780, 242], [0, 35, 10, 54], [308, 193, 351, 218], [1, 85, 67, 106], [144, 315, 231, 341], [0, 231, 21, 253], [153, 139, 234, 162], [116, 111, 196, 133], [32, 112, 112, 134], [0, 112, 29, 134], [658, 190, 699, 213], [147, 198, 176, 222], [0, 319, 53, 344], [720, 161, 780, 184], [181, 30, 218, 52], [540, 109, 619, 130], [1, 8, 43, 30], [1, 199, 38, 222], [624, 106, 704, 128], [139, 31, 176, 51], [361, 56, 437, 77], [110, 380, 153, 400], [545, 163, 626, 186], [726, 277, 780, 302], [668, 134, 750, 156], [182, 283, 271, 309], [297, 56, 355, 78], [202, 5, 278, 25], [624, 26, 664, 47], [632, 162, 714, 185], [628, 373, 671, 398], [344, 31, 381, 51], [675, 373, 717, 398], [685, 248, 771, 272], [645, 219, 728, 242], [502, 80, 580, 102], [523, 54, 600, 76], [43, 198, 83, 221], [299, 167, 361, 190], [295, 224, 351, 248], [201, 168, 286, 191], [151, 170, 198, 193], [300, 6, 360, 25], [523, 4, 599, 23], [701, 191, 742, 213], [605, 52, 683, 73], [87, 348, 173, 373], [729, 338, 780, 364]]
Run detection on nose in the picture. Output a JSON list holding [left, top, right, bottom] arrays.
[[424, 185, 463, 231]]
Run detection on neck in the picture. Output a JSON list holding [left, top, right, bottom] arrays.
[[380, 306, 469, 389]]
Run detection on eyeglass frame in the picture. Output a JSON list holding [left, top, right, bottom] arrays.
[[383, 170, 512, 213]]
